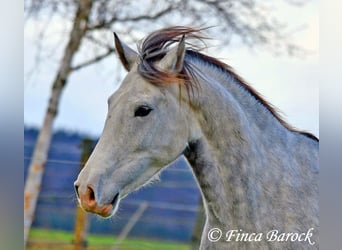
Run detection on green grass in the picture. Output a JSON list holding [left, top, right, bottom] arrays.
[[28, 228, 190, 250]]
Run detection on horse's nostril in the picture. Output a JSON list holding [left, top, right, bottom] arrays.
[[87, 186, 96, 202]]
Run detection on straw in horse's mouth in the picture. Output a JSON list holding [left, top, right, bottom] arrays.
[[111, 192, 119, 207]]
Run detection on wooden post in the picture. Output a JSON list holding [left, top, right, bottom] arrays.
[[73, 138, 94, 250]]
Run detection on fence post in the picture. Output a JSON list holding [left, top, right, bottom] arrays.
[[73, 138, 94, 250]]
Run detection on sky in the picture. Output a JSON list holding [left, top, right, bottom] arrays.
[[24, 1, 318, 138]]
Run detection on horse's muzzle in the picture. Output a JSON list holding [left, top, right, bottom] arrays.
[[74, 184, 118, 217]]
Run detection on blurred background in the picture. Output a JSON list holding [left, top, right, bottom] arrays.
[[24, 0, 318, 249]]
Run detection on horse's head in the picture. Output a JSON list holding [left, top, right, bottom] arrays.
[[74, 32, 199, 217]]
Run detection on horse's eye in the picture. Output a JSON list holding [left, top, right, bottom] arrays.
[[134, 105, 153, 117]]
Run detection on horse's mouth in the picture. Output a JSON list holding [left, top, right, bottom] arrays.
[[111, 192, 120, 208], [92, 192, 120, 218]]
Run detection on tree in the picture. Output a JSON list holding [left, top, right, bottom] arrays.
[[24, 0, 309, 246]]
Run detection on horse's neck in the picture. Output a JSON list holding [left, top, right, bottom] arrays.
[[184, 63, 294, 229], [183, 60, 318, 248]]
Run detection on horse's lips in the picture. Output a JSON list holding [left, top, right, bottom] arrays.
[[93, 193, 120, 218], [98, 205, 114, 217]]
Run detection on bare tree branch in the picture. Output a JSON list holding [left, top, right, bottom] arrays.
[[87, 5, 175, 30], [71, 48, 115, 72]]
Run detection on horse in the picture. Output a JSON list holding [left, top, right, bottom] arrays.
[[74, 27, 319, 249]]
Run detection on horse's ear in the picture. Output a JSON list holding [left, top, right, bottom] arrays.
[[158, 35, 186, 73], [114, 33, 139, 71]]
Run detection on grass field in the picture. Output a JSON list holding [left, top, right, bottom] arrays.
[[27, 228, 190, 250]]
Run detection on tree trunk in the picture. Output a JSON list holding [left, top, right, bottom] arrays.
[[24, 0, 93, 246]]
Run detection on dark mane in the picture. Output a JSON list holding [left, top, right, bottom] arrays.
[[137, 26, 318, 142]]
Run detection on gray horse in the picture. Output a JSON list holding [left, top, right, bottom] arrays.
[[74, 27, 319, 249]]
